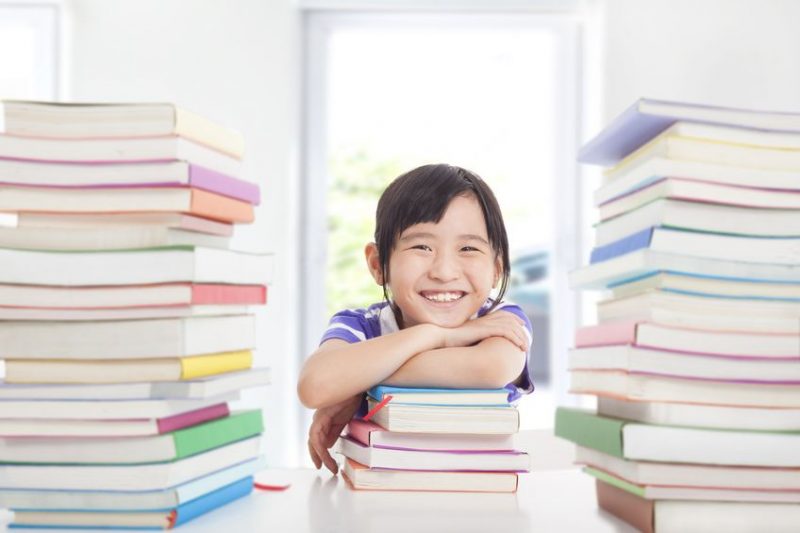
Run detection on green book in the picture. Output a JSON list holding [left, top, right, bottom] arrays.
[[554, 407, 625, 458]]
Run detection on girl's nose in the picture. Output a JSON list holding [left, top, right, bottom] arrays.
[[428, 252, 460, 282]]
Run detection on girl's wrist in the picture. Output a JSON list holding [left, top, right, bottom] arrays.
[[413, 322, 445, 350]]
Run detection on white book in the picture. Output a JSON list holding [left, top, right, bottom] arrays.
[[0, 134, 241, 177], [569, 249, 800, 290], [0, 246, 273, 286], [0, 304, 249, 321], [0, 456, 265, 510], [597, 177, 800, 219], [569, 345, 800, 382], [0, 100, 244, 158], [337, 437, 530, 472], [17, 212, 233, 236], [367, 400, 519, 435], [576, 446, 800, 491], [347, 419, 517, 451], [595, 198, 800, 246], [0, 368, 270, 401], [597, 397, 800, 432], [570, 369, 800, 408], [0, 437, 260, 490], [0, 315, 255, 359], [609, 272, 800, 301]]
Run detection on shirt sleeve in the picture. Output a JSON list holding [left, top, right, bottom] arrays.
[[490, 302, 535, 398], [319, 309, 370, 345]]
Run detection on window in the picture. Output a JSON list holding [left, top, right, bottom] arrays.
[[0, 4, 59, 100]]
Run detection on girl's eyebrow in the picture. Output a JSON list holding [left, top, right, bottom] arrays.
[[399, 231, 489, 245]]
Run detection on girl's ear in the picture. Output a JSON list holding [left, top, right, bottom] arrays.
[[364, 243, 384, 285], [493, 255, 503, 288]]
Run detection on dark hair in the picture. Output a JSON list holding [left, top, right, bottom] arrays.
[[374, 163, 511, 317]]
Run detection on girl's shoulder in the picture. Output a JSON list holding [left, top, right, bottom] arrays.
[[325, 301, 393, 342]]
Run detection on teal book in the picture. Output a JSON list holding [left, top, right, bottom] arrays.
[[367, 385, 513, 407]]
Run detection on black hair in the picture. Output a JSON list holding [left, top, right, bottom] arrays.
[[374, 163, 511, 322]]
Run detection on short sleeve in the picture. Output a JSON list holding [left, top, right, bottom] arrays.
[[319, 309, 370, 345], [489, 302, 535, 400]]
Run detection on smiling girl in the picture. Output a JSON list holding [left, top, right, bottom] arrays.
[[297, 164, 534, 474]]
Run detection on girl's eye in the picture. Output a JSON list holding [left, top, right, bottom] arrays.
[[461, 246, 480, 252], [411, 244, 432, 251]]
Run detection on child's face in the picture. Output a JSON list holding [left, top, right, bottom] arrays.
[[370, 194, 501, 329]]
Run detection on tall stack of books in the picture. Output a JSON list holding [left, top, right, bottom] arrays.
[[0, 100, 272, 529], [337, 385, 529, 492], [554, 99, 800, 532]]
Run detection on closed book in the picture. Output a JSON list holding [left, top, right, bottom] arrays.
[[4, 350, 253, 384], [0, 246, 273, 286], [0, 134, 241, 177], [570, 369, 800, 408], [337, 436, 529, 472], [368, 385, 512, 406], [0, 159, 259, 204], [367, 399, 519, 435], [0, 409, 263, 464], [342, 458, 519, 493], [576, 445, 800, 491], [0, 100, 245, 159], [0, 304, 249, 321], [590, 227, 800, 266], [0, 315, 255, 359], [0, 367, 269, 402], [0, 456, 265, 510], [17, 212, 234, 236], [555, 407, 800, 467], [0, 185, 254, 223], [578, 97, 800, 165], [609, 272, 800, 302], [596, 479, 800, 533], [575, 321, 800, 359], [0, 403, 229, 437], [0, 396, 239, 420], [346, 419, 517, 452], [0, 437, 261, 491], [10, 476, 254, 529]]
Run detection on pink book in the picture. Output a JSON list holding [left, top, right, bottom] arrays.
[[157, 403, 230, 433], [575, 320, 639, 347]]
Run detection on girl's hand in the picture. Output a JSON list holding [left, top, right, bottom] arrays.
[[439, 311, 529, 352], [307, 393, 363, 475]]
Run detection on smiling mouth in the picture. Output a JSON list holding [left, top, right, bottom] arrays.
[[420, 291, 466, 303]]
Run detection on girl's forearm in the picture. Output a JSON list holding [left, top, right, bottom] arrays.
[[297, 323, 444, 408]]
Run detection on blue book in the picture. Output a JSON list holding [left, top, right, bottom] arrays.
[[367, 385, 513, 407], [9, 476, 253, 529], [590, 227, 655, 264]]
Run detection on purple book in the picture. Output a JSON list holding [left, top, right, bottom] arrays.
[[157, 402, 230, 434], [188, 164, 260, 205]]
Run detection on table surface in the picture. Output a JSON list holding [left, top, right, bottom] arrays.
[[0, 430, 636, 532]]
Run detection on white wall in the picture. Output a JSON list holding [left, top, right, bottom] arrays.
[[64, 0, 303, 466]]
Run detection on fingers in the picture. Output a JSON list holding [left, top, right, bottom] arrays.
[[308, 440, 322, 470], [319, 446, 340, 475]]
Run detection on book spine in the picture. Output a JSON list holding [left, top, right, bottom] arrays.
[[172, 476, 254, 527], [157, 403, 230, 434], [590, 227, 655, 264], [595, 479, 655, 533], [179, 350, 253, 380], [554, 407, 626, 458], [574, 320, 639, 347], [188, 165, 260, 205], [172, 410, 263, 459]]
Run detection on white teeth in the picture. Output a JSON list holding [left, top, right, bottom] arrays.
[[423, 292, 462, 302]]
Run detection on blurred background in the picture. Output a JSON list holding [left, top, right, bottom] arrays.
[[3, 0, 800, 467]]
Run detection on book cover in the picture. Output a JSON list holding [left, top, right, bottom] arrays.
[[367, 385, 512, 406]]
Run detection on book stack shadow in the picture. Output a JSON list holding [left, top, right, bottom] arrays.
[[555, 99, 800, 532], [336, 385, 530, 492], [0, 101, 272, 529]]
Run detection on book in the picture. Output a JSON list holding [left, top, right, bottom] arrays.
[[0, 185, 255, 223], [608, 272, 800, 301], [576, 445, 800, 491], [569, 344, 800, 383], [366, 399, 519, 434], [590, 227, 800, 266], [17, 212, 234, 236], [555, 407, 800, 467], [595, 198, 800, 246], [597, 396, 800, 432], [595, 157, 800, 207], [346, 419, 517, 451], [0, 410, 263, 464], [337, 436, 530, 472], [10, 476, 254, 529], [0, 456, 265, 510], [0, 402, 229, 437], [569, 249, 800, 290], [570, 369, 800, 408], [596, 479, 800, 533], [0, 159, 259, 204], [575, 320, 800, 358], [0, 315, 255, 359], [0, 436, 260, 491], [368, 385, 512, 406], [0, 304, 249, 321], [0, 134, 241, 177], [0, 396, 239, 420], [586, 466, 800, 503], [578, 97, 800, 165], [0, 246, 273, 286], [597, 178, 800, 220], [0, 225, 230, 251], [342, 458, 519, 493], [0, 367, 269, 401], [4, 350, 253, 384], [0, 283, 266, 309], [0, 100, 245, 158]]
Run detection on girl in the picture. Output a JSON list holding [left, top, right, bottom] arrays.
[[297, 164, 534, 474]]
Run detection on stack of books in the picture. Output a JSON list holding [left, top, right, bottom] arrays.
[[337, 385, 529, 492], [0, 100, 273, 529], [555, 99, 800, 532]]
